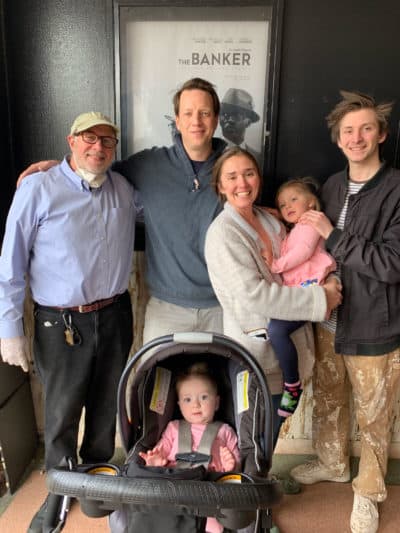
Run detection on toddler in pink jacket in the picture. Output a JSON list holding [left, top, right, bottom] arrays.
[[265, 178, 336, 418]]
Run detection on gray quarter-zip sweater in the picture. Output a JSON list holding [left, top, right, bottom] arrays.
[[114, 133, 227, 308]]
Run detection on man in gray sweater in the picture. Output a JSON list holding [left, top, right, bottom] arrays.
[[115, 78, 227, 343]]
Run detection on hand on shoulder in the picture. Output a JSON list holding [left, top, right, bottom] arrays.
[[17, 160, 60, 187]]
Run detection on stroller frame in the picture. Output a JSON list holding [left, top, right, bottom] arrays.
[[46, 332, 282, 532]]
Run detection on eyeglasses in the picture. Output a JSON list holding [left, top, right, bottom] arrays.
[[78, 131, 119, 149]]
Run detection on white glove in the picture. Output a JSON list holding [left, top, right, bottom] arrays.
[[0, 336, 30, 372]]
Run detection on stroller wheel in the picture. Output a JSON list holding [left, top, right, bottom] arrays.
[[79, 463, 120, 517], [42, 493, 68, 533]]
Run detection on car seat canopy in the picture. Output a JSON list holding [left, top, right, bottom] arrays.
[[119, 337, 273, 477]]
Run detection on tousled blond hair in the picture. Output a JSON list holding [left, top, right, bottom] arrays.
[[326, 90, 393, 143]]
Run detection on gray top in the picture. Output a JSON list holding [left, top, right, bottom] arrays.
[[114, 133, 227, 308]]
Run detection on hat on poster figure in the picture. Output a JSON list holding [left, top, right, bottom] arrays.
[[219, 88, 262, 165]]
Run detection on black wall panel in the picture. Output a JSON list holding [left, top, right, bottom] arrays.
[[270, 0, 400, 202], [3, 0, 114, 175], [0, 0, 15, 241]]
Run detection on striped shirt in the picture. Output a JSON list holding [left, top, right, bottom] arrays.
[[322, 179, 365, 333]]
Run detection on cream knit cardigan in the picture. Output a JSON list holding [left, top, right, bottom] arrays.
[[205, 203, 327, 394]]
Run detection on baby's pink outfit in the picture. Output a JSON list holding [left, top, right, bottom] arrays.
[[154, 420, 240, 532]]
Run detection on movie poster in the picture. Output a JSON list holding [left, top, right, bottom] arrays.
[[121, 18, 269, 163]]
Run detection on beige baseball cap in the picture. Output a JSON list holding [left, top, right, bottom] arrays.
[[70, 111, 119, 136]]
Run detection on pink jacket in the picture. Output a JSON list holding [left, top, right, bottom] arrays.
[[155, 420, 240, 533], [155, 420, 240, 471], [271, 223, 336, 287]]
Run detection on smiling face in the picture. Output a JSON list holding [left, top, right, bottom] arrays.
[[277, 185, 316, 224], [68, 124, 116, 174], [337, 108, 386, 166], [175, 89, 219, 161], [177, 375, 220, 425], [217, 154, 261, 214]]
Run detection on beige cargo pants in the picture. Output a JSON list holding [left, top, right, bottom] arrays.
[[312, 324, 400, 501]]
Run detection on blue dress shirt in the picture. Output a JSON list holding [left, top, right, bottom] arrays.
[[0, 157, 142, 338]]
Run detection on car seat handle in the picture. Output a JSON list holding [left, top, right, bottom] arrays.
[[173, 332, 214, 344]]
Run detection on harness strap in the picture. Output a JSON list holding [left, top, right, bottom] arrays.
[[177, 419, 193, 455], [176, 420, 223, 468], [197, 421, 223, 456]]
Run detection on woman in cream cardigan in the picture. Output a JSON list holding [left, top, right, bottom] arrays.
[[204, 147, 341, 441]]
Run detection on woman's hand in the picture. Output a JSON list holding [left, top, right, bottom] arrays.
[[260, 206, 282, 220], [322, 276, 342, 318], [17, 160, 60, 187], [299, 210, 334, 240]]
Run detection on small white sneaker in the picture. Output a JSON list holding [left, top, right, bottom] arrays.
[[290, 459, 350, 485], [350, 494, 378, 533]]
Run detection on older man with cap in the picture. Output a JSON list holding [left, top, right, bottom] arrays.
[[219, 88, 261, 164], [0, 111, 142, 531]]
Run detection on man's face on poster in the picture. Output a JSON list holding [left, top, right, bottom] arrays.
[[220, 107, 251, 145]]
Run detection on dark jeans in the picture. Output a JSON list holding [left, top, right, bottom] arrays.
[[268, 319, 305, 384], [33, 291, 133, 470]]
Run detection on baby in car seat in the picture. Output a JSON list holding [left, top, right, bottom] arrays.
[[139, 362, 240, 532]]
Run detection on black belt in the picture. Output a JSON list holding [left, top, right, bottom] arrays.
[[37, 294, 122, 314]]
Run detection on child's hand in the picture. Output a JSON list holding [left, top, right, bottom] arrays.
[[139, 447, 168, 467], [220, 446, 236, 472]]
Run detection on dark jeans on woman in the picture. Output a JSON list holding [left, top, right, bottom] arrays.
[[33, 291, 133, 470], [268, 319, 305, 384]]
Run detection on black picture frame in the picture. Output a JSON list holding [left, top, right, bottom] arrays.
[[113, 0, 283, 181]]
